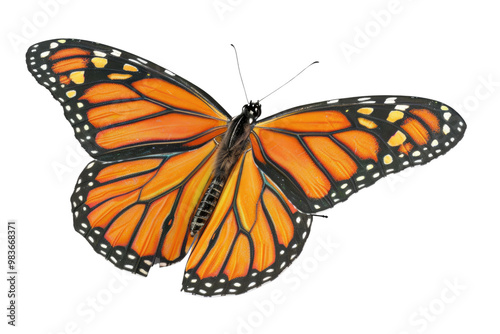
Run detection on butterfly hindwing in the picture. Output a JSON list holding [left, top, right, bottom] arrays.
[[251, 95, 466, 213], [182, 150, 312, 296], [26, 39, 230, 161], [72, 140, 218, 275]]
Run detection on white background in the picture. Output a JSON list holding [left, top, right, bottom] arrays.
[[1, 0, 499, 333]]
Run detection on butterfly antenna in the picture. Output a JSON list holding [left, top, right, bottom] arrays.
[[231, 44, 249, 104], [312, 214, 328, 219], [259, 61, 319, 102]]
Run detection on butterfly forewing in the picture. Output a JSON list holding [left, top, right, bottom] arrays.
[[252, 96, 466, 213], [26, 39, 230, 161]]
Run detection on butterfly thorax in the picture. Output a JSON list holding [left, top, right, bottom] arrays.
[[190, 101, 261, 236]]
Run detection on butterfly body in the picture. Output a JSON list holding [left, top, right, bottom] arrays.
[[190, 101, 261, 235], [26, 39, 466, 296]]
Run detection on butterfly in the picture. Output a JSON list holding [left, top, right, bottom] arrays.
[[26, 39, 466, 296]]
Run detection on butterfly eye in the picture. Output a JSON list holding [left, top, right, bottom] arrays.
[[254, 105, 261, 118]]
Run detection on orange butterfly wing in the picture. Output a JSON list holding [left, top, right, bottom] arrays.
[[26, 39, 230, 160], [251, 96, 466, 213], [72, 140, 217, 275], [183, 150, 311, 295]]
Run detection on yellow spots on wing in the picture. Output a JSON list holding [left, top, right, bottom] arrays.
[[357, 107, 373, 115], [443, 124, 451, 135], [70, 71, 85, 84], [387, 130, 407, 147], [91, 57, 107, 68], [387, 110, 404, 123], [107, 73, 132, 80], [123, 64, 138, 72], [358, 117, 377, 129], [383, 154, 393, 165], [441, 105, 449, 111], [66, 90, 77, 98]]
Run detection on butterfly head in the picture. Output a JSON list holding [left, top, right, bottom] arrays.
[[242, 100, 261, 123]]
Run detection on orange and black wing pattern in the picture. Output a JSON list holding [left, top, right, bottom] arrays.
[[26, 39, 230, 161], [182, 150, 311, 295], [72, 140, 217, 275], [252, 96, 466, 213]]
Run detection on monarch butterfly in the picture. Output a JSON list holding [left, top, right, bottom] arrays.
[[26, 39, 466, 296]]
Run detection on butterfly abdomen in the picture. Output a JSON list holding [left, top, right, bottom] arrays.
[[190, 175, 225, 236]]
